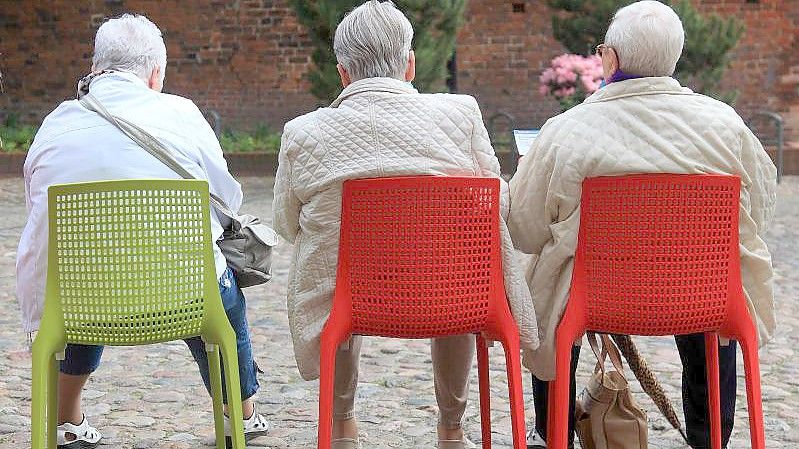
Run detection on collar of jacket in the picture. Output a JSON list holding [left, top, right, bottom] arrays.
[[330, 77, 419, 107], [584, 76, 695, 105]]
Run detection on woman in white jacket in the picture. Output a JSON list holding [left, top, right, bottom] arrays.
[[509, 2, 777, 449], [272, 1, 537, 448]]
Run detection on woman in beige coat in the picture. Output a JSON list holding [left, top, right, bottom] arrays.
[[272, 2, 537, 448], [508, 2, 777, 449]]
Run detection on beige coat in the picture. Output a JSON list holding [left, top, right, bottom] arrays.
[[509, 77, 777, 380], [273, 77, 538, 381]]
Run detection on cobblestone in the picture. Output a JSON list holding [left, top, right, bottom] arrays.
[[0, 176, 796, 448]]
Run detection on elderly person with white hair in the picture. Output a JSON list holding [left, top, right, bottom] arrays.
[[16, 14, 269, 448], [509, 2, 776, 449], [273, 1, 538, 448]]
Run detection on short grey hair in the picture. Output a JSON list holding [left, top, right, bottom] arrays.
[[333, 0, 414, 81], [605, 1, 685, 77], [92, 14, 167, 84]]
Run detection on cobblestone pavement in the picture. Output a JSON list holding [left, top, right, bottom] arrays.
[[0, 176, 796, 448]]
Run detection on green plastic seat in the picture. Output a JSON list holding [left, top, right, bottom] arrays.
[[30, 179, 246, 449]]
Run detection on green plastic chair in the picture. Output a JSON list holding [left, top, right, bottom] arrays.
[[30, 179, 246, 449]]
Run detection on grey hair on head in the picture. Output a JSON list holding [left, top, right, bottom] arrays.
[[605, 1, 685, 77], [333, 0, 414, 81], [92, 14, 167, 84]]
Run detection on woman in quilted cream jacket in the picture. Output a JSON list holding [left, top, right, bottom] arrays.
[[272, 1, 538, 448]]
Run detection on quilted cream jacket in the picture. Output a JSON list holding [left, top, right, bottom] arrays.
[[273, 77, 538, 380], [509, 77, 777, 380]]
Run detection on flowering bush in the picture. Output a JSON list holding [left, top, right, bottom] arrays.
[[539, 54, 604, 111]]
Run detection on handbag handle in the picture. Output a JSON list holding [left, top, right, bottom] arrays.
[[587, 332, 626, 375], [78, 92, 238, 221]]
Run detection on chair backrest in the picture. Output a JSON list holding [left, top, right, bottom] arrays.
[[575, 174, 741, 336], [336, 176, 504, 339], [46, 179, 218, 345]]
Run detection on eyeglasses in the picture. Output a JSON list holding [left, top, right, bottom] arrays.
[[595, 44, 610, 58]]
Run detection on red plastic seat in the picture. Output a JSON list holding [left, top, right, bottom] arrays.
[[317, 176, 527, 449], [548, 174, 765, 449]]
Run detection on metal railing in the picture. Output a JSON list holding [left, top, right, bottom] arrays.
[[747, 111, 784, 183]]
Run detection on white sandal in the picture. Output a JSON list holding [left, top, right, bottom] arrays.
[[224, 408, 270, 447], [438, 434, 476, 449], [57, 416, 101, 449]]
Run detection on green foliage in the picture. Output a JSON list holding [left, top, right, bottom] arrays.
[[289, 0, 466, 103], [546, 0, 744, 102], [218, 125, 282, 153], [672, 0, 743, 102], [0, 114, 37, 153], [548, 0, 630, 55]]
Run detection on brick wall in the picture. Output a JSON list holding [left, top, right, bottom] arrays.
[[456, 0, 799, 144], [0, 0, 319, 131], [454, 0, 563, 134], [695, 0, 799, 142], [1, 0, 797, 143]]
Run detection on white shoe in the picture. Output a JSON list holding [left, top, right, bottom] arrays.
[[224, 409, 270, 447], [57, 416, 102, 449]]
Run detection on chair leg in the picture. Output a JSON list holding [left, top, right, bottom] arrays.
[[739, 332, 766, 449], [48, 354, 62, 448], [318, 331, 342, 449], [476, 334, 491, 449], [548, 330, 578, 449], [205, 342, 226, 449], [219, 338, 246, 449], [500, 333, 527, 449], [31, 346, 54, 449], [705, 332, 722, 449]]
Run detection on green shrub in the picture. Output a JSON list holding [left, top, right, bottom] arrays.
[[0, 122, 37, 153], [218, 125, 282, 153], [289, 0, 467, 103]]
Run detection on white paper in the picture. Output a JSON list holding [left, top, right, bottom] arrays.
[[513, 129, 540, 157]]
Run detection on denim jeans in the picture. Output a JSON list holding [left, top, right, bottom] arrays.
[[531, 333, 737, 449], [60, 267, 260, 403]]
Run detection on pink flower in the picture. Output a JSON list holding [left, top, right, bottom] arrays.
[[539, 53, 605, 106]]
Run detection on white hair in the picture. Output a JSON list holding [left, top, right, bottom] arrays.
[[333, 0, 414, 81], [605, 1, 685, 77], [92, 14, 167, 84]]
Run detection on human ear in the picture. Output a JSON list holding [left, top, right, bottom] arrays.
[[404, 50, 416, 82], [337, 64, 352, 87]]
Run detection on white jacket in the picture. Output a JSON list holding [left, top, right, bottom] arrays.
[[509, 77, 777, 380], [273, 77, 539, 380], [17, 71, 242, 333]]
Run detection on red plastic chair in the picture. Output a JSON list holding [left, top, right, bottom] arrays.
[[317, 176, 527, 449], [548, 174, 765, 449]]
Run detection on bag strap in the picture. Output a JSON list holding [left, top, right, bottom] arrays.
[[587, 332, 625, 374], [78, 92, 238, 221]]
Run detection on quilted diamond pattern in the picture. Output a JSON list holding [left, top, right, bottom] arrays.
[[273, 78, 538, 380]]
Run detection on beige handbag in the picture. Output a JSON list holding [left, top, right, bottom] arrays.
[[79, 92, 278, 288], [575, 333, 648, 449]]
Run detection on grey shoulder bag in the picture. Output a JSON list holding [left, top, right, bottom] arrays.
[[79, 92, 277, 288]]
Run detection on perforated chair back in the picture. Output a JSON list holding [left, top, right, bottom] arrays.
[[575, 174, 740, 336], [335, 176, 502, 339], [46, 179, 217, 346]]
